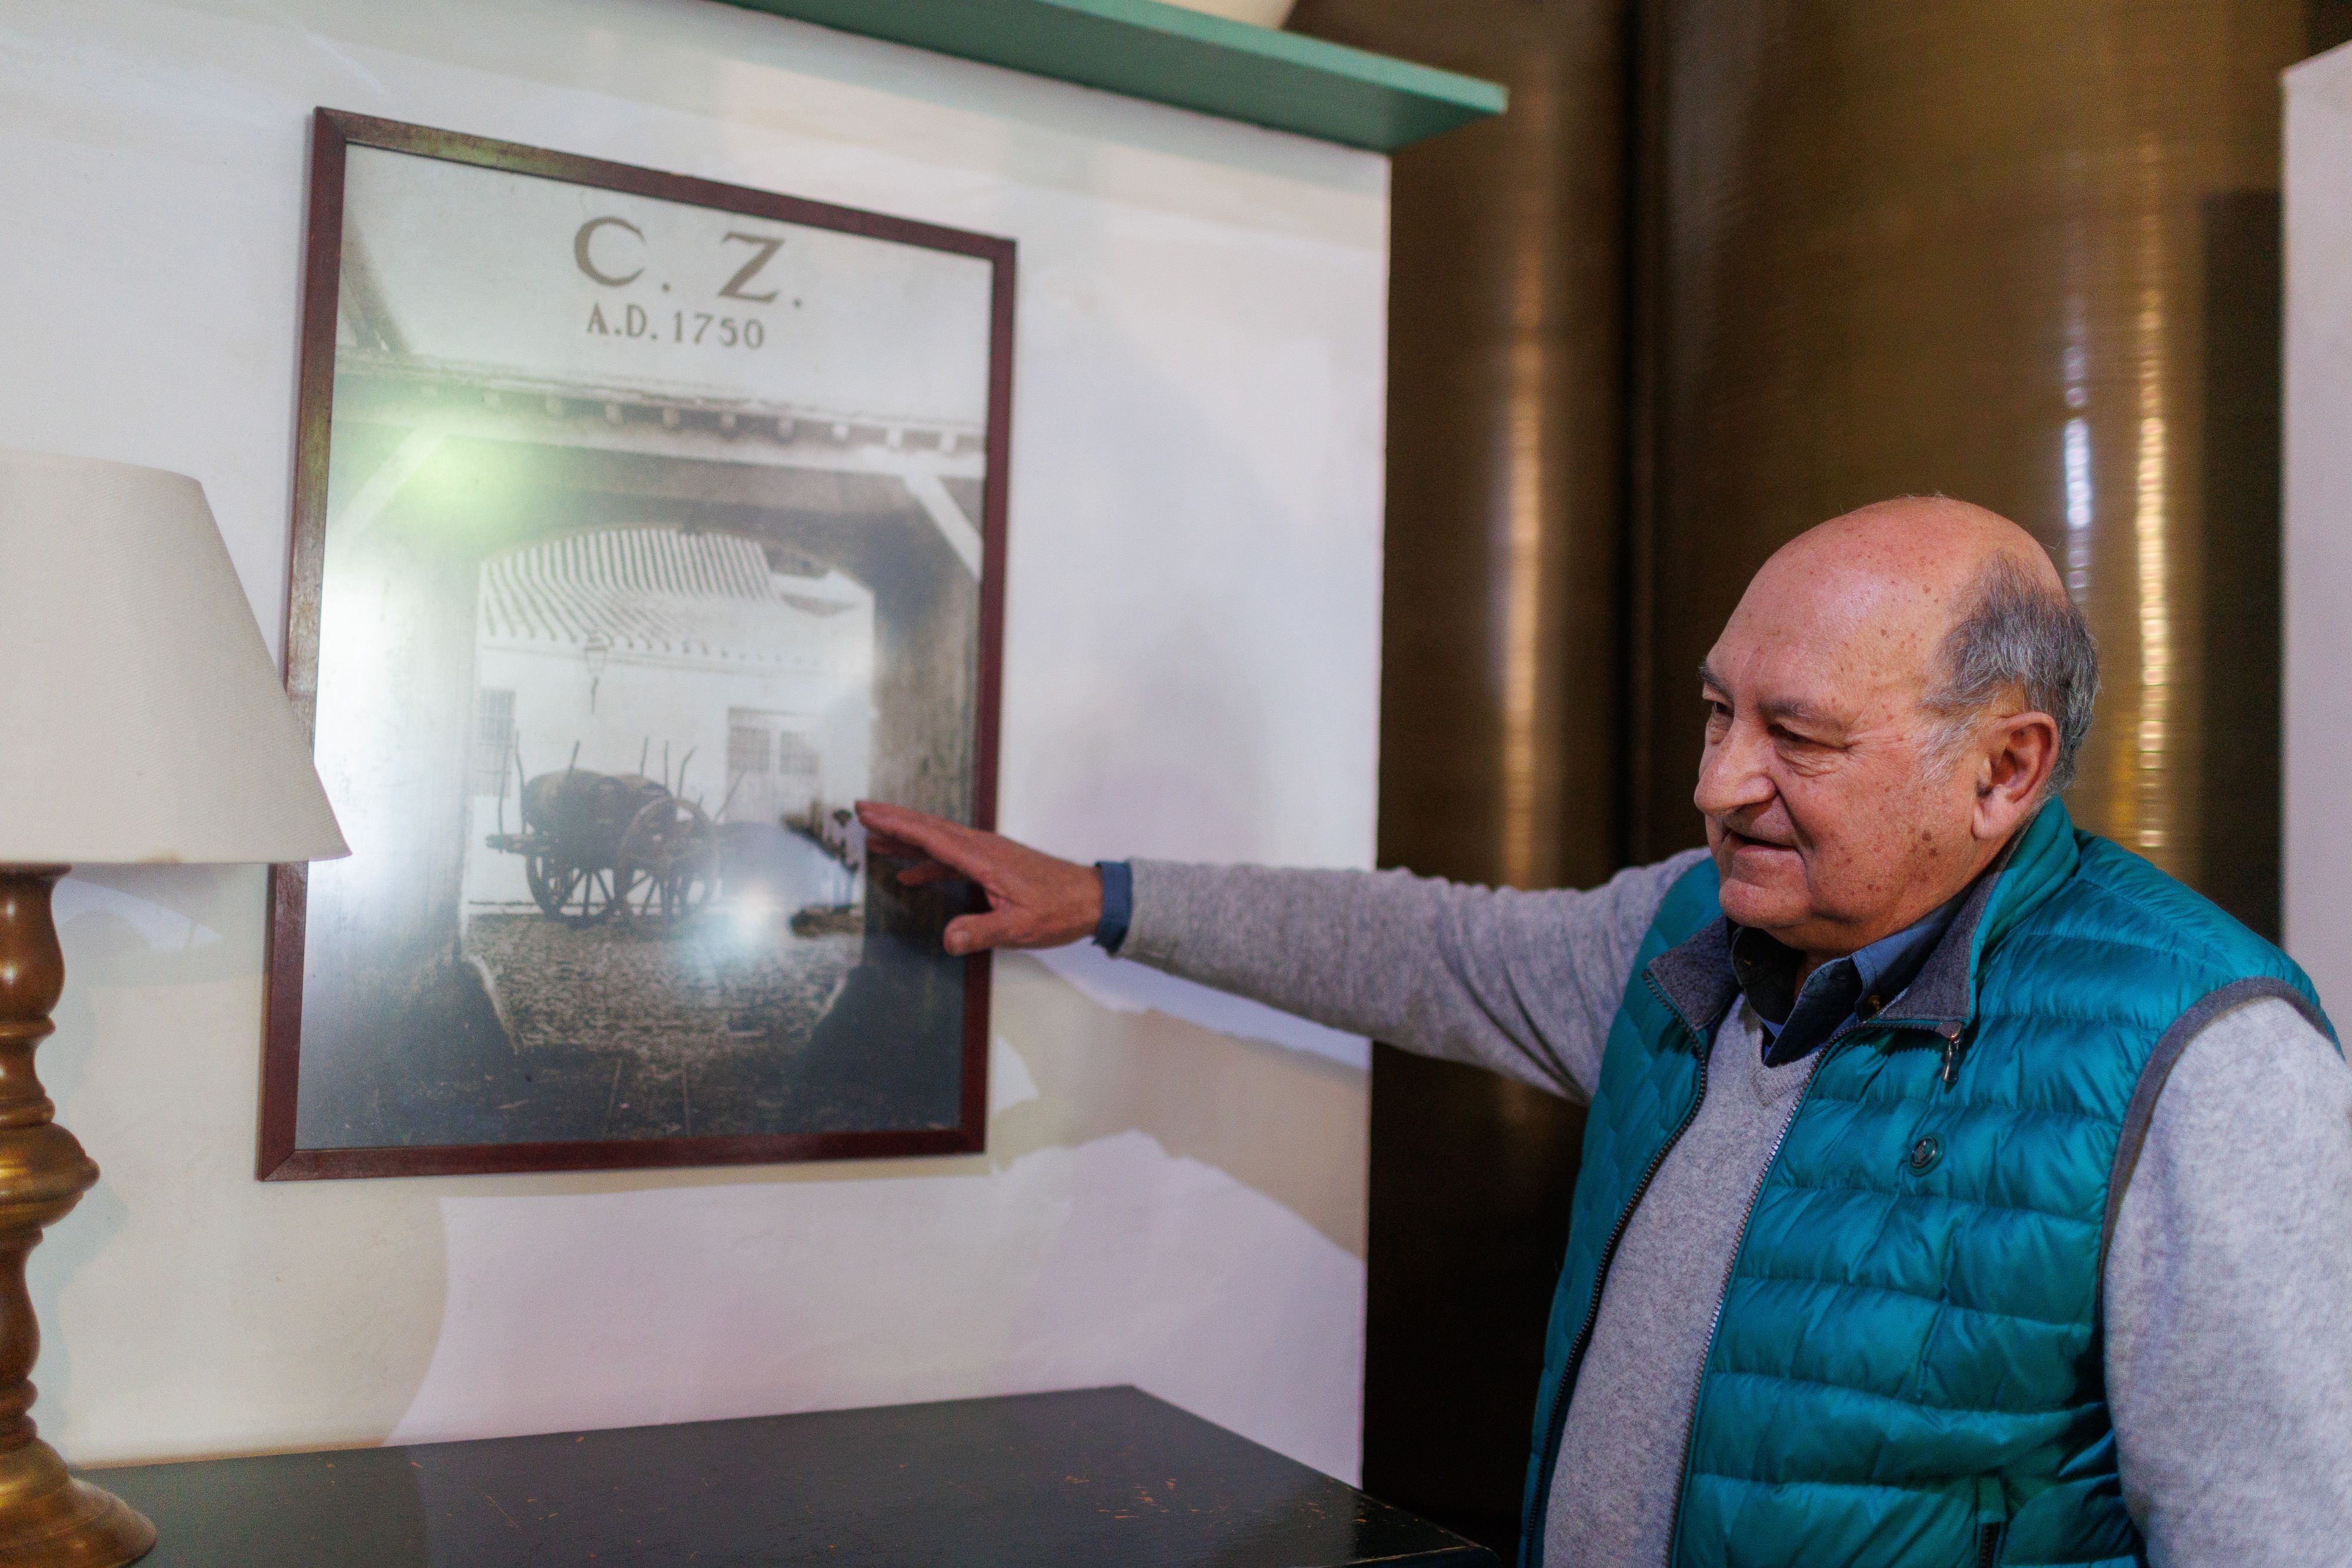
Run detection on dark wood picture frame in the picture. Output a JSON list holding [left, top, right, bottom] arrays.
[[259, 109, 1013, 1180]]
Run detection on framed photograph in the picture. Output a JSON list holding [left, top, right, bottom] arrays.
[[258, 110, 1012, 1179]]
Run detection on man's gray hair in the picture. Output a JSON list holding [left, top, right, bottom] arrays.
[[1922, 553, 2100, 794]]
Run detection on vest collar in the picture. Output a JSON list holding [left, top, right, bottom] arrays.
[[1648, 917, 1740, 1036], [1648, 799, 2082, 1039]]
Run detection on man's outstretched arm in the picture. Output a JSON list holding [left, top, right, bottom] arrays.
[[856, 800, 1704, 1104]]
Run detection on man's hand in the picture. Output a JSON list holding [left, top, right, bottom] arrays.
[[855, 800, 1104, 957]]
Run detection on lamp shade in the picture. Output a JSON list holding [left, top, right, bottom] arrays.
[[0, 450, 347, 865]]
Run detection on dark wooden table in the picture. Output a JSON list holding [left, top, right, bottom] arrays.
[[92, 1386, 1497, 1567]]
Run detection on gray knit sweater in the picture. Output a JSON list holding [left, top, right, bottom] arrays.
[[1119, 854, 2352, 1567]]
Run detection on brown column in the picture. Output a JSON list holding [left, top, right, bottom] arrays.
[[1287, 1, 1633, 1552], [1628, 0, 2338, 936]]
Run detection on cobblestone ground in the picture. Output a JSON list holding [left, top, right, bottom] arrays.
[[296, 887, 966, 1151], [455, 910, 865, 1140], [469, 911, 856, 1060]]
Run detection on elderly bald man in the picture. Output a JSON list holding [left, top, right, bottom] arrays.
[[860, 497, 2352, 1568]]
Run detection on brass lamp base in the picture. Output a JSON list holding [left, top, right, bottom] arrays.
[[0, 1443, 155, 1566], [0, 868, 155, 1567]]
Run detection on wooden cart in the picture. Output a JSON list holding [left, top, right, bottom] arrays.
[[484, 768, 719, 929]]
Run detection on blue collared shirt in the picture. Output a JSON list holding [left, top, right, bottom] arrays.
[[1728, 888, 1967, 1065]]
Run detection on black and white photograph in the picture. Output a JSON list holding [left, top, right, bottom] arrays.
[[260, 112, 1013, 1178]]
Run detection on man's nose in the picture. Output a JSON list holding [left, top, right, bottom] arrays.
[[1693, 722, 1776, 820]]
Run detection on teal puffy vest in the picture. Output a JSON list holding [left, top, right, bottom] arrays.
[[1521, 801, 2334, 1567]]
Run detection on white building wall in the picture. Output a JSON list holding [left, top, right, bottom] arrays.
[[463, 550, 877, 911], [463, 638, 873, 910], [0, 0, 1387, 1483]]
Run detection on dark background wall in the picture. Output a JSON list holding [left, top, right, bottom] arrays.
[[1289, 1, 2352, 1557], [1625, 0, 2336, 938], [1287, 0, 1635, 1549]]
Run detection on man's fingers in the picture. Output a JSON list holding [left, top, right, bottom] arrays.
[[862, 829, 936, 863], [857, 800, 955, 840], [943, 911, 1022, 957], [856, 801, 983, 872]]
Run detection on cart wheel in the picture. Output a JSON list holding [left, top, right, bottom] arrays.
[[617, 797, 720, 928], [526, 850, 620, 928]]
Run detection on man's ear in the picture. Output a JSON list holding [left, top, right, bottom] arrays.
[[1975, 710, 2060, 837]]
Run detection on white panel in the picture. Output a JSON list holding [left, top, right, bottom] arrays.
[[0, 0, 1387, 1480], [2286, 42, 2352, 1015]]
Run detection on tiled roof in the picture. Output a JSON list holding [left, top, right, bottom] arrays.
[[481, 526, 859, 664]]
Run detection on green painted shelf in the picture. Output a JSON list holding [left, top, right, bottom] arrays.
[[719, 0, 1506, 151]]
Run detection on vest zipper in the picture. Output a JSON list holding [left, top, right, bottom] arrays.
[[1660, 1042, 1827, 1568], [1522, 976, 1712, 1563], [1975, 1475, 2008, 1566], [1659, 1014, 1946, 1566]]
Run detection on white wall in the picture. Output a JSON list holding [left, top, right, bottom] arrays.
[[0, 0, 1387, 1477], [2287, 42, 2352, 1014]]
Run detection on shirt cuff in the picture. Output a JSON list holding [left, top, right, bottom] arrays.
[[1093, 861, 1133, 954]]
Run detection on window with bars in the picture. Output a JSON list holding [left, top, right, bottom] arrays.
[[472, 688, 516, 797], [729, 724, 772, 775]]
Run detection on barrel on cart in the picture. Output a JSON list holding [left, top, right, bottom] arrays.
[[483, 769, 719, 928]]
